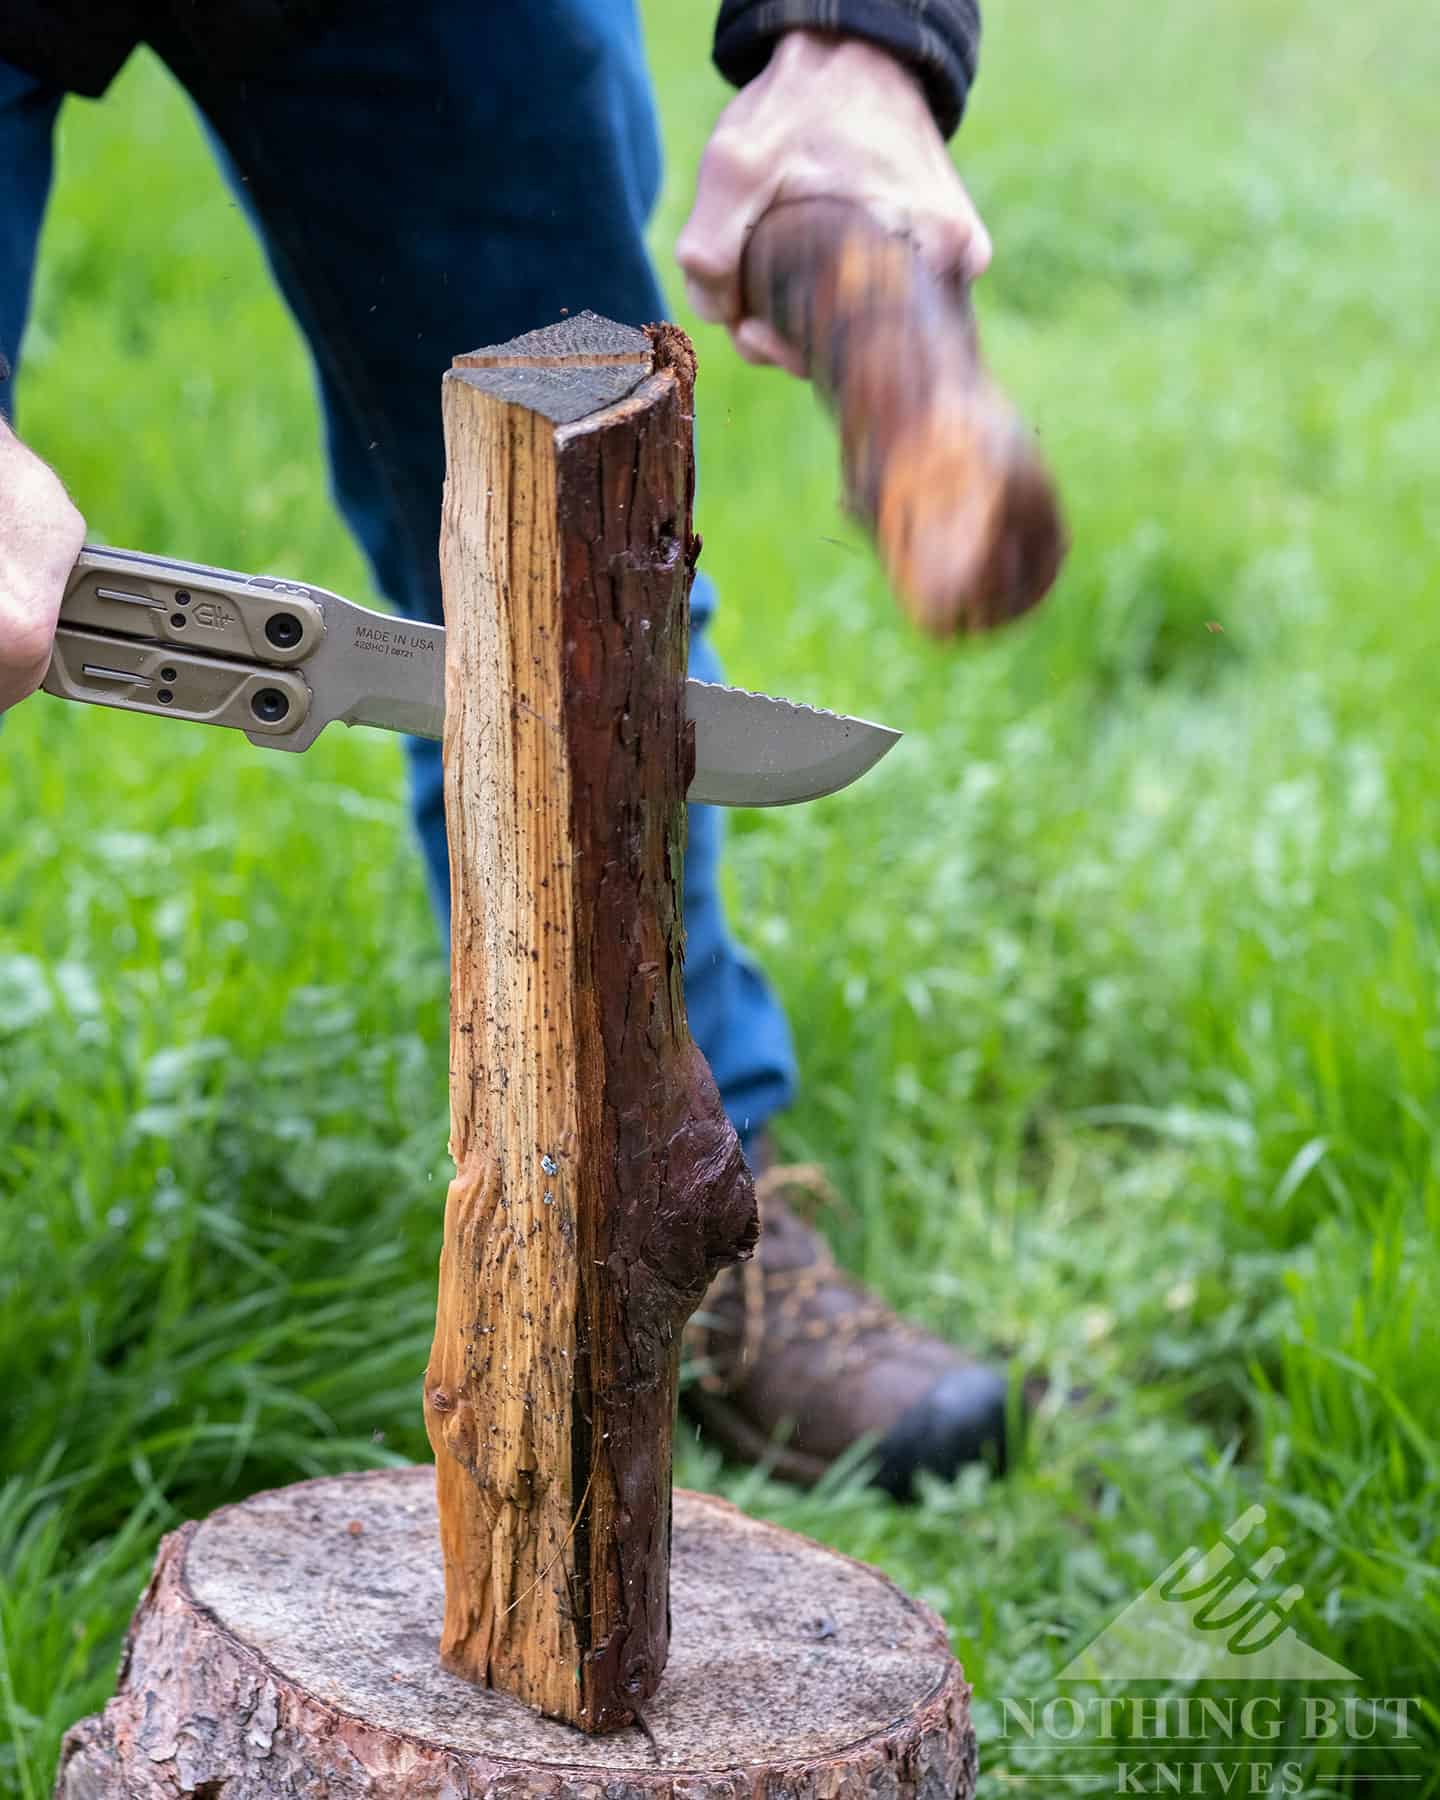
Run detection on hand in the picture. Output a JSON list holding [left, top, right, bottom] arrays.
[[0, 421, 85, 714], [677, 29, 991, 374]]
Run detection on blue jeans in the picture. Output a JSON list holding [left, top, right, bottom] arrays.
[[0, 0, 796, 1147]]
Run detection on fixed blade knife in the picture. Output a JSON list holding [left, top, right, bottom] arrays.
[[42, 546, 900, 808]]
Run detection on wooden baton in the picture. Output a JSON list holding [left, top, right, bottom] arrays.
[[740, 196, 1067, 637]]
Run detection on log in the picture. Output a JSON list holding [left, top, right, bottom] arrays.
[[56, 1468, 978, 1800], [740, 197, 1068, 638], [424, 315, 757, 1732]]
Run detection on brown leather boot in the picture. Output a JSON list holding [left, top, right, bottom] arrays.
[[683, 1164, 1011, 1498]]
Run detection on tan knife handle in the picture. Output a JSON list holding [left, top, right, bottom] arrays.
[[740, 196, 1067, 637]]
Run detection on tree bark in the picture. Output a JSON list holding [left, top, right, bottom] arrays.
[[56, 1470, 978, 1800], [423, 314, 757, 1733]]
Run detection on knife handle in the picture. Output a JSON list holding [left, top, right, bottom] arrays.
[[59, 546, 324, 664], [41, 547, 325, 750], [739, 196, 1067, 637]]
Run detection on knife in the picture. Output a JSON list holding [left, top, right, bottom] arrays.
[[41, 547, 900, 807]]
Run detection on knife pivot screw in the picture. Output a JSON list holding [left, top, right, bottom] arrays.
[[251, 687, 291, 724], [265, 611, 304, 650], [157, 688, 175, 705]]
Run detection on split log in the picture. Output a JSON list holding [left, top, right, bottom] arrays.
[[424, 315, 757, 1731], [56, 1469, 978, 1800]]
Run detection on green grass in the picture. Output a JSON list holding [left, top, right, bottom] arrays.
[[3, 0, 1438, 1792]]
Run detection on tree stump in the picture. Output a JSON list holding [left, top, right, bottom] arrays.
[[56, 1468, 977, 1800]]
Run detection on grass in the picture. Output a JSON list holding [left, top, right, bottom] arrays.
[[2, 0, 1438, 1792]]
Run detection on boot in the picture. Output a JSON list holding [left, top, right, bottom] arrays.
[[684, 1164, 1011, 1498]]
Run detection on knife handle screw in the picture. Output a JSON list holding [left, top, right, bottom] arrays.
[[174, 591, 191, 605], [157, 688, 174, 705], [161, 666, 178, 682], [251, 687, 290, 724], [170, 613, 188, 629], [265, 611, 304, 650]]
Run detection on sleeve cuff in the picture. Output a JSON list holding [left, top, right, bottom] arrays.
[[712, 0, 980, 138]]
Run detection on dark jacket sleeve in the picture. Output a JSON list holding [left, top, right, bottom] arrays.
[[712, 0, 981, 138]]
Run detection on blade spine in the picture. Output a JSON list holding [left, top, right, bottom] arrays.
[[684, 675, 900, 739]]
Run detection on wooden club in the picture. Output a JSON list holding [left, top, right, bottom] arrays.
[[741, 195, 1068, 637]]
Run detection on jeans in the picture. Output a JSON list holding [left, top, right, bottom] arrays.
[[0, 0, 796, 1148]]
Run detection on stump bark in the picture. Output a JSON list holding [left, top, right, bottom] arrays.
[[425, 315, 755, 1731], [56, 1468, 978, 1800]]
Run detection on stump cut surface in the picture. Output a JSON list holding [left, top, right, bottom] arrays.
[[58, 1468, 977, 1798]]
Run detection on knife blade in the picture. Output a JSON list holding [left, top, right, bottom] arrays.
[[44, 546, 900, 808]]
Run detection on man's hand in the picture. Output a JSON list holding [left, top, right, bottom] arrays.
[[677, 29, 990, 374], [0, 421, 85, 715]]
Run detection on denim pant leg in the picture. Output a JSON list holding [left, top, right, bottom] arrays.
[[175, 0, 796, 1145], [0, 58, 62, 420]]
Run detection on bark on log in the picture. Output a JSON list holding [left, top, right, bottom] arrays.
[[56, 1469, 978, 1800], [424, 315, 757, 1732]]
